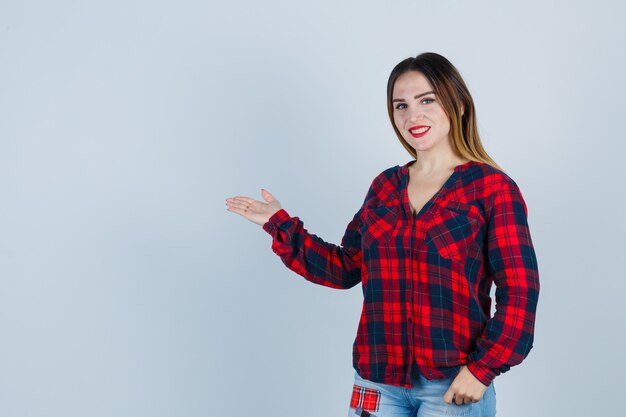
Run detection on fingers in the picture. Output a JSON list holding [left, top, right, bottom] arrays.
[[225, 197, 258, 217], [443, 387, 466, 405], [443, 384, 483, 406], [261, 188, 275, 203], [444, 391, 473, 406], [446, 391, 481, 405], [441, 365, 487, 406], [443, 388, 454, 405], [226, 190, 278, 213], [228, 196, 257, 206], [226, 190, 280, 227]]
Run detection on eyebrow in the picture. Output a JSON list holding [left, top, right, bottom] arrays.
[[392, 91, 436, 102]]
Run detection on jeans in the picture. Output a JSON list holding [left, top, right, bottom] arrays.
[[348, 371, 496, 417]]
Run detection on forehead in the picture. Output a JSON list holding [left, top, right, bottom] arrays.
[[392, 71, 434, 98]]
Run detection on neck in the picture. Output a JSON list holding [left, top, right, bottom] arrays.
[[411, 149, 468, 175]]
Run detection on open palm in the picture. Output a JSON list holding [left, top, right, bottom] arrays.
[[225, 189, 282, 226]]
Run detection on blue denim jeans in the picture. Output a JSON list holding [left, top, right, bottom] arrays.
[[348, 371, 496, 417]]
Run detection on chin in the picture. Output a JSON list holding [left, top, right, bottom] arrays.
[[411, 142, 434, 152]]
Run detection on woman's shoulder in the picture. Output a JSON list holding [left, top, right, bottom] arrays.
[[464, 161, 521, 189], [455, 162, 529, 212], [368, 163, 404, 188], [358, 164, 405, 208]]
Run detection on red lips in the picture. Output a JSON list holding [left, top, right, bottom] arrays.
[[409, 125, 430, 138]]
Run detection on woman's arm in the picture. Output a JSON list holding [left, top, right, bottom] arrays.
[[466, 179, 540, 385], [227, 188, 371, 289], [261, 207, 364, 289]]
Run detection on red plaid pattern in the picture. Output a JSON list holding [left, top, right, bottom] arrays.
[[350, 385, 381, 412], [262, 160, 539, 387]]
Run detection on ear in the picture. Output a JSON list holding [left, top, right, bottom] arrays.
[[460, 104, 465, 116]]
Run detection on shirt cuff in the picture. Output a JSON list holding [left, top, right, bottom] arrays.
[[262, 208, 291, 235], [466, 361, 497, 387]]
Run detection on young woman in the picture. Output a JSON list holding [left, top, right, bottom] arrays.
[[226, 52, 539, 417]]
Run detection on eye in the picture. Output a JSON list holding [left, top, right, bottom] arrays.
[[421, 97, 435, 105], [395, 103, 407, 110]]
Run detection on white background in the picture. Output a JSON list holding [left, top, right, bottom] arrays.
[[1, 1, 624, 416]]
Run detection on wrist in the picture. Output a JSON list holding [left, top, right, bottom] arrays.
[[262, 208, 290, 232], [466, 361, 496, 387]]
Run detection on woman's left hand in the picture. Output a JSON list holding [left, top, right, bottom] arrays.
[[443, 365, 488, 405]]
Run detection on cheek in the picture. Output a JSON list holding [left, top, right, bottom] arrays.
[[426, 109, 450, 130], [431, 107, 450, 123], [393, 114, 404, 130]]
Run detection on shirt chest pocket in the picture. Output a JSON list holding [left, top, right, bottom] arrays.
[[360, 205, 399, 247], [425, 202, 484, 261]]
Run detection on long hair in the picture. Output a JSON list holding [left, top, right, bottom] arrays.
[[386, 52, 500, 170]]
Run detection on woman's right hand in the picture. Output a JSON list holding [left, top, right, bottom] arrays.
[[225, 189, 282, 226]]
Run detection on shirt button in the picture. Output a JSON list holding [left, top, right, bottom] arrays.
[[407, 281, 412, 289], [408, 316, 413, 322]]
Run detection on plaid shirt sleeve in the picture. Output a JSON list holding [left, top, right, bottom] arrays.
[[466, 179, 540, 386], [261, 185, 375, 289]]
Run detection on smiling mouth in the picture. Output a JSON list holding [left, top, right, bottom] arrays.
[[409, 126, 430, 138]]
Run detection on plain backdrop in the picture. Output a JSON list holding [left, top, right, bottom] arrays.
[[1, 1, 625, 416]]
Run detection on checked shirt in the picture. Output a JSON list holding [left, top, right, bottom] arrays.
[[262, 160, 539, 388]]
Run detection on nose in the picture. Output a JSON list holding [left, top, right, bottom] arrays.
[[409, 107, 423, 122]]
